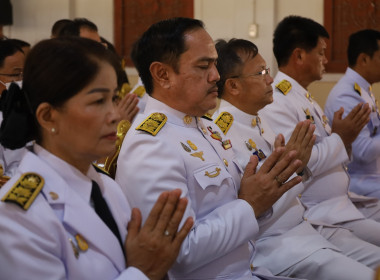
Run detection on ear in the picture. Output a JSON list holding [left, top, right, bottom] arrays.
[[293, 48, 305, 65], [150, 62, 171, 89], [35, 102, 59, 133], [357, 52, 369, 66], [225, 78, 241, 96]]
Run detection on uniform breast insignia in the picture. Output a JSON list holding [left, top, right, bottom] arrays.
[[191, 151, 205, 161], [303, 108, 315, 123], [214, 112, 233, 135], [1, 172, 44, 210], [246, 139, 266, 161], [132, 85, 146, 98], [136, 113, 167, 136], [354, 83, 362, 96], [75, 234, 89, 252], [207, 126, 232, 150], [305, 92, 314, 103], [180, 140, 204, 161], [276, 80, 292, 95], [205, 167, 221, 178], [201, 113, 213, 121]]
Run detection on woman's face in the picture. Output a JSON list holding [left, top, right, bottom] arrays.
[[48, 61, 120, 171]]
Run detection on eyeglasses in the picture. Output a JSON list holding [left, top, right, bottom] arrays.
[[0, 72, 23, 79], [230, 67, 270, 79]]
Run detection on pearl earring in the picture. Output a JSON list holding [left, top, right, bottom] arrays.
[[51, 128, 56, 133]]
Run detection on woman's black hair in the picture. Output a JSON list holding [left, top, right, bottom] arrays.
[[0, 36, 119, 149]]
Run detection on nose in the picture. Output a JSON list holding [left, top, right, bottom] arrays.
[[208, 64, 220, 83], [323, 55, 328, 65], [110, 100, 122, 124]]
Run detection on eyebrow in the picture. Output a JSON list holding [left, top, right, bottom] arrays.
[[197, 57, 217, 63], [87, 87, 118, 94]]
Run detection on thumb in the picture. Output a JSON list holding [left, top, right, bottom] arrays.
[[126, 208, 142, 241], [242, 155, 259, 178], [334, 107, 344, 121]]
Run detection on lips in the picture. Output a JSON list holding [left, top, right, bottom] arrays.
[[207, 86, 218, 94], [103, 132, 117, 141]]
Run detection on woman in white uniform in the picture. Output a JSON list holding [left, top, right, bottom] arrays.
[[0, 37, 193, 280]]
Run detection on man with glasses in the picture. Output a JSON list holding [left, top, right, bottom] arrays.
[[0, 39, 24, 93]]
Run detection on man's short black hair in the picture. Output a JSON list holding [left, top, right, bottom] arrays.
[[348, 29, 380, 67]]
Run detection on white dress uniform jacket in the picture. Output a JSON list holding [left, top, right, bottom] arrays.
[[260, 71, 367, 225], [116, 96, 296, 280], [0, 145, 148, 280], [325, 68, 380, 198], [213, 100, 337, 276]]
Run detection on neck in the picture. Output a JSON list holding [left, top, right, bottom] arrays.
[[351, 66, 372, 85], [279, 65, 311, 90], [222, 95, 259, 116]]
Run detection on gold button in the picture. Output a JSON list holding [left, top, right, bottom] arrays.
[[250, 264, 254, 271], [304, 217, 308, 221], [298, 194, 302, 198], [223, 159, 228, 167], [261, 128, 264, 134], [202, 128, 207, 134], [49, 191, 59, 200], [183, 115, 192, 124], [251, 118, 257, 127]]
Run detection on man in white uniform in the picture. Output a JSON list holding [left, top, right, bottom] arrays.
[[116, 17, 303, 280], [213, 37, 380, 280], [261, 15, 380, 256], [325, 29, 380, 200]]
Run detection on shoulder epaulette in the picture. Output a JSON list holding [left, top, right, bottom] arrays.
[[214, 112, 233, 135], [92, 164, 111, 177], [354, 83, 362, 96], [136, 112, 167, 136], [1, 172, 44, 210], [276, 80, 292, 95], [201, 113, 213, 121], [132, 85, 146, 98]]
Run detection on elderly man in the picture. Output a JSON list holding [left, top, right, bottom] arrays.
[[116, 17, 303, 279]]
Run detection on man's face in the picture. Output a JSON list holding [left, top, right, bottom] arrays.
[[0, 51, 25, 91], [168, 28, 220, 116], [366, 40, 380, 84], [303, 37, 328, 82], [234, 53, 273, 115]]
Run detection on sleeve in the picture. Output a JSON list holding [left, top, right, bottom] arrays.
[[116, 134, 259, 273], [261, 93, 348, 178], [325, 89, 380, 164]]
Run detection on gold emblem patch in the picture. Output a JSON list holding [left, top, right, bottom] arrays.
[[354, 83, 361, 96], [276, 80, 292, 95], [132, 85, 146, 98], [136, 113, 167, 136], [2, 172, 44, 210], [214, 112, 234, 135]]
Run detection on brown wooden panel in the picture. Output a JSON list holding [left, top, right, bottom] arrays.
[[324, 0, 380, 73], [114, 0, 193, 67]]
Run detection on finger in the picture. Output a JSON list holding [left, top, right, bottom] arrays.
[[275, 158, 302, 185], [287, 121, 303, 145], [333, 107, 344, 121], [142, 191, 169, 231], [127, 106, 139, 121], [164, 197, 189, 239], [153, 189, 182, 234], [299, 123, 315, 150], [126, 208, 142, 242], [172, 216, 194, 248], [346, 103, 363, 120], [267, 149, 298, 178], [125, 96, 139, 115], [242, 155, 259, 179], [259, 147, 286, 174], [273, 134, 285, 149], [277, 173, 302, 193]]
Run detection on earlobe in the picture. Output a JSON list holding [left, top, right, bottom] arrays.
[[150, 62, 171, 89], [35, 102, 58, 134]]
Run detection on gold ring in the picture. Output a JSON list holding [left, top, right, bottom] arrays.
[[275, 176, 284, 186]]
